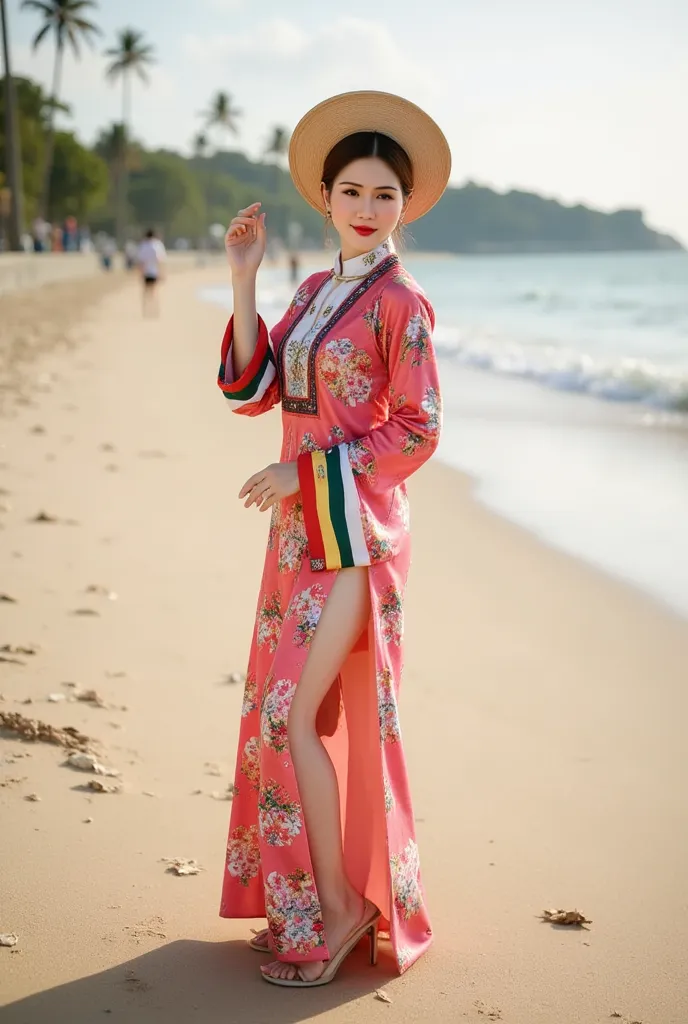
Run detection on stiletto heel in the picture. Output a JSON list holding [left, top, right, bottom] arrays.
[[368, 920, 379, 966]]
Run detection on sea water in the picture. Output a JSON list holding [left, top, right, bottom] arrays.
[[200, 250, 688, 619]]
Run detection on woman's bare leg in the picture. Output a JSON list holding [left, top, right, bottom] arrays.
[[261, 566, 371, 982]]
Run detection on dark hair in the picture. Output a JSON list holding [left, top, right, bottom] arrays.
[[145, 228, 155, 239], [321, 132, 413, 197]]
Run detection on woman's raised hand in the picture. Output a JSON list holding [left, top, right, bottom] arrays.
[[225, 202, 267, 278]]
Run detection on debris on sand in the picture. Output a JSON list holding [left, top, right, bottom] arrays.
[[25, 793, 41, 801], [374, 989, 393, 1004], [1, 644, 38, 656], [475, 1000, 502, 1019], [161, 857, 202, 876], [0, 711, 91, 751], [539, 908, 592, 928], [0, 655, 25, 666], [83, 779, 121, 794], [204, 761, 223, 777], [210, 783, 236, 801], [0, 776, 28, 787], [48, 693, 67, 702], [225, 671, 245, 685], [0, 594, 18, 603], [63, 685, 109, 708], [85, 585, 118, 601], [29, 510, 60, 524], [71, 608, 100, 617], [65, 752, 120, 776], [0, 933, 18, 947]]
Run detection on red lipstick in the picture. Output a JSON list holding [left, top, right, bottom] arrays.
[[353, 226, 376, 236]]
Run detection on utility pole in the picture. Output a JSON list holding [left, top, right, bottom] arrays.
[[1, 0, 25, 251]]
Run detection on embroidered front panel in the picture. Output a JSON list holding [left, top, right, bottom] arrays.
[[278, 255, 399, 416]]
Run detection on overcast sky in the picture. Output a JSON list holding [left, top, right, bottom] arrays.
[[6, 0, 688, 244]]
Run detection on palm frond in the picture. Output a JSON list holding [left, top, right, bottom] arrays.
[[31, 21, 52, 48], [20, 1, 53, 13]]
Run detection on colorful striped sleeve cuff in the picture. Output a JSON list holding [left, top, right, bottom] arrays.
[[297, 445, 371, 572], [217, 315, 277, 409]]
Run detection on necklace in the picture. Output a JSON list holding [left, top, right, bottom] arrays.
[[332, 270, 368, 283]]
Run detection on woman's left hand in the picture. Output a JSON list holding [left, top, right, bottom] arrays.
[[239, 461, 299, 511]]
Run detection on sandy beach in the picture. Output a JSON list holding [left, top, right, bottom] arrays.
[[1, 264, 687, 1024]]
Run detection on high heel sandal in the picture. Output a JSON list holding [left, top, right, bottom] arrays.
[[260, 898, 381, 988]]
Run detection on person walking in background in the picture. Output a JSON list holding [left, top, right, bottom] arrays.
[[217, 90, 451, 988], [137, 228, 166, 316]]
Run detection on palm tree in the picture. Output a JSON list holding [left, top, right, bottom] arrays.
[[1, 0, 24, 249], [21, 0, 100, 220], [265, 124, 290, 194], [203, 90, 241, 147], [104, 27, 154, 245]]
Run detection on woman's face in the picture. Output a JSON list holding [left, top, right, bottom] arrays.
[[323, 157, 405, 258]]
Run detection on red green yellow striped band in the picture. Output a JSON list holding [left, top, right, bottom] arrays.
[[297, 445, 370, 571]]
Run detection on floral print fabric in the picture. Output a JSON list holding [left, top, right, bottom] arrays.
[[218, 240, 440, 974]]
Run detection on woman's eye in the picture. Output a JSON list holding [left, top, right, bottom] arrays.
[[378, 193, 394, 201], [343, 189, 358, 197]]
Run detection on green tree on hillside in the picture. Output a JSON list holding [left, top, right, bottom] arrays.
[[104, 27, 155, 244], [21, 0, 100, 219], [128, 151, 205, 240], [203, 90, 241, 147], [50, 128, 107, 218]]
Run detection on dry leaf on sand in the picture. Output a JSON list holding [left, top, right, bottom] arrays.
[[84, 779, 121, 794], [161, 857, 202, 876], [0, 711, 92, 751], [374, 989, 393, 1004], [0, 594, 18, 603], [540, 908, 592, 927]]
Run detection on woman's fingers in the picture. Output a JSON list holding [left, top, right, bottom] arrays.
[[238, 471, 266, 500], [237, 202, 261, 217], [259, 491, 277, 512]]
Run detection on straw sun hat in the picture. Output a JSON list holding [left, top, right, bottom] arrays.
[[288, 90, 452, 224]]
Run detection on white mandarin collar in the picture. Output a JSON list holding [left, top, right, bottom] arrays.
[[333, 237, 395, 277]]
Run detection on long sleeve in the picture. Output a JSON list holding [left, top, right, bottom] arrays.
[[297, 284, 441, 571], [217, 314, 280, 416]]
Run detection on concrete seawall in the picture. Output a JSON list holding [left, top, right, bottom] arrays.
[[0, 251, 223, 298]]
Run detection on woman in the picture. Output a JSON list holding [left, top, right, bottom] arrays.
[[218, 91, 451, 988]]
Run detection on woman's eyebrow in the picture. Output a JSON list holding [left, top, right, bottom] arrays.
[[339, 181, 399, 191]]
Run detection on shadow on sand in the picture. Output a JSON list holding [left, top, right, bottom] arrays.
[[2, 937, 398, 1024]]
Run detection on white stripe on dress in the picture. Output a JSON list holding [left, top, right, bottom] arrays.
[[338, 444, 371, 567]]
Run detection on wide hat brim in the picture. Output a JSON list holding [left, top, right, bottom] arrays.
[[288, 90, 452, 224]]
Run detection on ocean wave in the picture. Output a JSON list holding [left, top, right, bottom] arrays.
[[433, 327, 688, 411]]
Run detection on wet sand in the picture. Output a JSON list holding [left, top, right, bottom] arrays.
[[1, 266, 687, 1024]]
